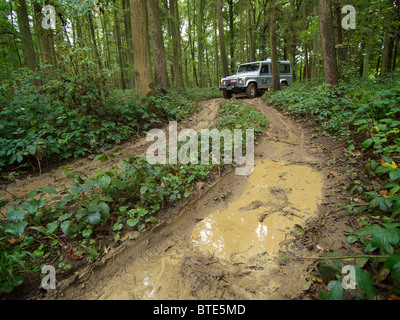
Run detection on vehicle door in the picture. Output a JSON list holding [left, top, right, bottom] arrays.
[[259, 63, 271, 89]]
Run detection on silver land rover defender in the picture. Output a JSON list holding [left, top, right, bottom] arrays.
[[219, 60, 293, 99]]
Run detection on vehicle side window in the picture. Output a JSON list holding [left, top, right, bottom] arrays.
[[279, 64, 291, 74], [261, 65, 269, 74]]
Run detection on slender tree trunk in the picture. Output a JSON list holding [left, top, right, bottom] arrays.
[[382, 32, 395, 75], [248, 0, 255, 62], [197, 0, 204, 86], [270, 0, 280, 90], [16, 0, 37, 71], [88, 11, 102, 71], [334, 0, 346, 63], [148, 0, 168, 89], [130, 0, 154, 96], [318, 0, 339, 86], [302, 0, 310, 80], [362, 42, 370, 80], [123, 0, 135, 89], [216, 0, 229, 77], [228, 0, 235, 72], [170, 0, 184, 87], [113, 0, 126, 90]]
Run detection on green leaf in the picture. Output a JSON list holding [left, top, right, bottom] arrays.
[[58, 213, 73, 222], [354, 266, 375, 298], [87, 212, 101, 225], [6, 206, 26, 222], [355, 225, 399, 254], [76, 208, 88, 219], [60, 220, 72, 235], [319, 278, 344, 300], [385, 255, 400, 287], [46, 221, 60, 234], [362, 138, 373, 149], [82, 229, 92, 238], [40, 187, 58, 195], [27, 145, 37, 155], [93, 154, 108, 163], [127, 218, 139, 227], [389, 169, 400, 181], [5, 221, 28, 237], [99, 175, 111, 190]]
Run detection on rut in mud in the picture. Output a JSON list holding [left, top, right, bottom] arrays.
[[6, 98, 353, 300]]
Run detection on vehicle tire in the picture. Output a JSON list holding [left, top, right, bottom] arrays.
[[245, 83, 257, 98], [223, 89, 232, 99], [281, 82, 288, 89]]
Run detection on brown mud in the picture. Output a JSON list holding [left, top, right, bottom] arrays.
[[2, 98, 355, 300]]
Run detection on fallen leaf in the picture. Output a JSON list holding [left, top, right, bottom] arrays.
[[69, 247, 83, 260]]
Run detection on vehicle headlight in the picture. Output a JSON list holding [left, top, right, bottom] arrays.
[[238, 78, 245, 85], [221, 79, 226, 85]]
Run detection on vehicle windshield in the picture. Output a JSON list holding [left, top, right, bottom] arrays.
[[237, 63, 260, 73]]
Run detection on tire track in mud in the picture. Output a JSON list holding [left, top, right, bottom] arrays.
[[39, 97, 352, 300]]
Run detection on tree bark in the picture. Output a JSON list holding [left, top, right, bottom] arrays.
[[269, 0, 280, 90], [318, 0, 339, 86], [248, 0, 255, 61], [216, 0, 229, 77], [130, 0, 155, 96], [16, 0, 37, 71], [113, 0, 126, 90], [148, 0, 169, 89], [169, 0, 184, 87]]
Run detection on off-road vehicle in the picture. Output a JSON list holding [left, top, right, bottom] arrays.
[[219, 60, 293, 99]]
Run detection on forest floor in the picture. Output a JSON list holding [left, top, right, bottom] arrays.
[[3, 97, 357, 300]]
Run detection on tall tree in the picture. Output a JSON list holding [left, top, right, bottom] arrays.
[[130, 0, 154, 96], [216, 0, 229, 77], [169, 0, 184, 87], [147, 0, 168, 89], [113, 0, 126, 90], [16, 0, 37, 71], [318, 0, 339, 85], [269, 0, 280, 90]]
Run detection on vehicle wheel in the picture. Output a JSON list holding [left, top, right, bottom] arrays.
[[245, 83, 257, 98], [223, 89, 232, 99], [281, 82, 288, 89]]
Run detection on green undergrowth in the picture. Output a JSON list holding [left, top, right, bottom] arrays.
[[0, 98, 267, 296], [264, 73, 400, 300], [0, 65, 220, 178]]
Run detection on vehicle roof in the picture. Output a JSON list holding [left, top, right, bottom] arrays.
[[239, 60, 291, 65]]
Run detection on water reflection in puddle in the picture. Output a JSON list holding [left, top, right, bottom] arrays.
[[191, 160, 323, 260]]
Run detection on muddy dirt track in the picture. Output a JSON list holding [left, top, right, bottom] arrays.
[[2, 98, 356, 300]]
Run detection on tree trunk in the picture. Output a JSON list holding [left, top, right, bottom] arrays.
[[334, 0, 346, 63], [269, 0, 280, 91], [248, 0, 255, 62], [148, 0, 169, 89], [216, 0, 229, 77], [32, 1, 56, 69], [130, 0, 154, 96], [318, 0, 339, 86], [123, 0, 135, 89], [88, 11, 102, 71], [169, 0, 184, 87], [16, 0, 37, 71], [362, 42, 370, 80], [113, 0, 126, 90], [228, 0, 235, 73]]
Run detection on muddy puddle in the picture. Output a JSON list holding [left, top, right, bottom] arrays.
[[96, 159, 323, 300]]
